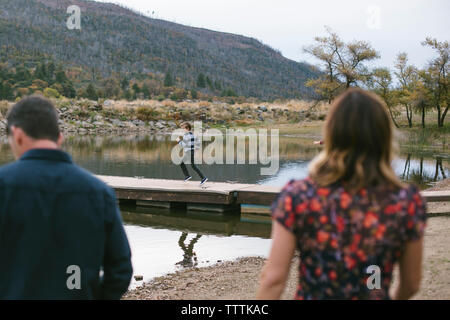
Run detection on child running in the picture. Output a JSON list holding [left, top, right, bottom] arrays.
[[176, 122, 208, 186]]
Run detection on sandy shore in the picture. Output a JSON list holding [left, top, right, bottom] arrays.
[[123, 179, 450, 300]]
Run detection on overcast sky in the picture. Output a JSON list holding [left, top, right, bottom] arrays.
[[96, 0, 449, 70]]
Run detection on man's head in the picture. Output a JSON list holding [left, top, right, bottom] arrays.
[[181, 122, 191, 132], [6, 96, 63, 159]]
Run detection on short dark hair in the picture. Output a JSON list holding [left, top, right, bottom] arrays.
[[181, 122, 192, 131], [6, 96, 60, 142]]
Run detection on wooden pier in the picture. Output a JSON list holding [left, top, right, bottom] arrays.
[[98, 175, 450, 214]]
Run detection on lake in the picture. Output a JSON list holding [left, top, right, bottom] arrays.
[[0, 133, 448, 287]]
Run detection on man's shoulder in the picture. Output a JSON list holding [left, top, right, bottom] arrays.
[[0, 159, 113, 196], [0, 161, 22, 179], [67, 165, 114, 194]]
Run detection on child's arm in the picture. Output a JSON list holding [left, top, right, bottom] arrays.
[[178, 133, 188, 147]]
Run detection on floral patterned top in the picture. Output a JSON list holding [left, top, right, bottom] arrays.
[[271, 177, 427, 300]]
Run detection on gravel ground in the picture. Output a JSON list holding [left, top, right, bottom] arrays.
[[123, 179, 450, 300]]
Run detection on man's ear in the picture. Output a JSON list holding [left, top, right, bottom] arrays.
[[57, 132, 64, 147], [10, 126, 24, 146]]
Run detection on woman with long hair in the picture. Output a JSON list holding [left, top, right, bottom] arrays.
[[256, 88, 427, 300]]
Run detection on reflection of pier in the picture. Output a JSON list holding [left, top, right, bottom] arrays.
[[121, 207, 271, 238], [99, 175, 450, 215]]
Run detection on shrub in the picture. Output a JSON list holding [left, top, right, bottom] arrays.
[[177, 101, 189, 108], [162, 100, 175, 108], [43, 87, 61, 99], [198, 101, 210, 108], [55, 99, 72, 110], [0, 101, 10, 117], [72, 108, 90, 119], [17, 87, 30, 97], [170, 88, 188, 101], [136, 106, 159, 121]]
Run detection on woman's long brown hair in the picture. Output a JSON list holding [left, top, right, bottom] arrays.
[[309, 88, 404, 193]]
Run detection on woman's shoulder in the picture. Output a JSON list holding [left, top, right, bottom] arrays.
[[280, 177, 319, 196], [395, 183, 422, 200]]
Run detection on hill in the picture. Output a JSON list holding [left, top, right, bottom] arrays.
[[0, 0, 319, 100]]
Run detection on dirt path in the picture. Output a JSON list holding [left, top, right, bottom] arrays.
[[124, 179, 450, 300]]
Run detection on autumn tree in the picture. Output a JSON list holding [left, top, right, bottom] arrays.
[[121, 78, 129, 91], [304, 27, 380, 102], [14, 65, 32, 87], [102, 78, 121, 99], [132, 83, 141, 94], [47, 62, 55, 84], [394, 53, 420, 128], [410, 76, 433, 128], [197, 73, 206, 88], [141, 85, 151, 99], [206, 76, 213, 90], [85, 83, 98, 101], [164, 71, 174, 87], [142, 78, 161, 97], [30, 79, 48, 92], [34, 63, 47, 82], [0, 81, 14, 100], [54, 65, 76, 98], [421, 38, 449, 127], [368, 67, 400, 128]]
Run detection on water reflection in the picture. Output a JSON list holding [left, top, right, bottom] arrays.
[[0, 133, 447, 286], [176, 233, 202, 268], [397, 155, 448, 189], [121, 207, 272, 287], [0, 134, 447, 188], [121, 206, 271, 238]]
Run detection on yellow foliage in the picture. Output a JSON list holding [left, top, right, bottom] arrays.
[[162, 100, 175, 108], [198, 101, 210, 108]]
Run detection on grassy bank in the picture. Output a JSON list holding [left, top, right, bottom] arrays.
[[0, 98, 448, 148]]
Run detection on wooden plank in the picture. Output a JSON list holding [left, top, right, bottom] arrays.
[[98, 175, 251, 205], [98, 175, 251, 195], [241, 205, 272, 215], [114, 188, 232, 205], [234, 185, 281, 206], [98, 175, 449, 206], [421, 191, 450, 202]]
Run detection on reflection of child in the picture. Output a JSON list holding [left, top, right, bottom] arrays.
[[176, 122, 208, 185], [175, 232, 202, 268]]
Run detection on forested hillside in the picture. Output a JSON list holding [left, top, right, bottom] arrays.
[[0, 0, 319, 100]]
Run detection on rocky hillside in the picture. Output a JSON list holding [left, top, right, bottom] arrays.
[[0, 98, 327, 135], [0, 0, 319, 100]]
